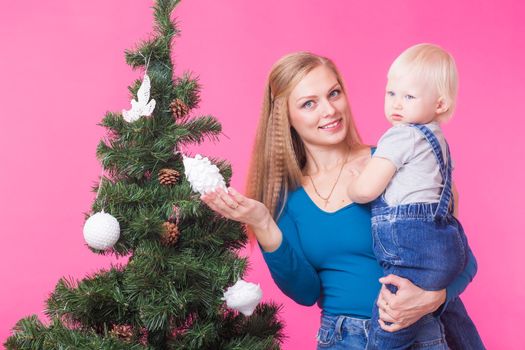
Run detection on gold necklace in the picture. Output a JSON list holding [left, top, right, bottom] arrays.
[[308, 153, 349, 208]]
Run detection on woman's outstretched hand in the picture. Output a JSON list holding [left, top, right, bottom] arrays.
[[200, 187, 270, 231], [376, 274, 446, 332], [200, 187, 282, 251]]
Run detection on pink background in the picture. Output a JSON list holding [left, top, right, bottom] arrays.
[[1, 1, 524, 348]]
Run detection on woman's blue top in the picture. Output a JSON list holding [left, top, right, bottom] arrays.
[[262, 187, 477, 318]]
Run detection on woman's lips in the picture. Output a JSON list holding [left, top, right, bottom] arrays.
[[319, 119, 342, 130]]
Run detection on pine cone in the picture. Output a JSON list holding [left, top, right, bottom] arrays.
[[170, 98, 190, 119], [158, 168, 179, 185], [161, 221, 180, 246], [110, 324, 133, 342]]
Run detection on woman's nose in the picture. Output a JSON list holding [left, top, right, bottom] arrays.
[[320, 99, 336, 117]]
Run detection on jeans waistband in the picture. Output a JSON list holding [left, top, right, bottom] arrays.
[[321, 313, 370, 340], [371, 201, 441, 219]]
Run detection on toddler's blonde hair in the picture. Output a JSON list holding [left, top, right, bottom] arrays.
[[388, 43, 458, 122]]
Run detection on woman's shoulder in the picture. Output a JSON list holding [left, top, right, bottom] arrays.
[[344, 145, 374, 169], [353, 144, 373, 156]]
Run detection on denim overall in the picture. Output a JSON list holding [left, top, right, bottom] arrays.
[[367, 124, 476, 349]]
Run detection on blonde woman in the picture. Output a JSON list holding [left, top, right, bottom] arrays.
[[201, 52, 478, 349]]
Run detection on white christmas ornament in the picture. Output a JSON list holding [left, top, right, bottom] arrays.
[[183, 154, 226, 195], [222, 279, 263, 316], [83, 211, 120, 250], [122, 74, 156, 122]]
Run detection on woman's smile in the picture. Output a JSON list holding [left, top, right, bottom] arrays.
[[319, 118, 343, 131]]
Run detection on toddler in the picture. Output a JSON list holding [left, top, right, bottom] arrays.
[[348, 44, 484, 349]]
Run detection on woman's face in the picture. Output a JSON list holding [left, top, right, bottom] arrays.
[[288, 65, 350, 149]]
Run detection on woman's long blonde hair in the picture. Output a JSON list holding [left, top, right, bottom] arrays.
[[246, 52, 363, 220]]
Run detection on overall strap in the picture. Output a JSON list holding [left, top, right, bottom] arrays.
[[410, 124, 454, 220]]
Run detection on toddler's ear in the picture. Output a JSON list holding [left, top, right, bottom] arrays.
[[436, 97, 449, 114]]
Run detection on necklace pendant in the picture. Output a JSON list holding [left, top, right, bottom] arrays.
[[324, 199, 329, 208]]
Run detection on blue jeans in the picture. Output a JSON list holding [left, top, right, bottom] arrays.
[[441, 298, 486, 350], [317, 313, 449, 349], [316, 314, 370, 350], [371, 202, 468, 290]]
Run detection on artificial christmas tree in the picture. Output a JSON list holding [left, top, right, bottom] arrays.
[[5, 1, 283, 349]]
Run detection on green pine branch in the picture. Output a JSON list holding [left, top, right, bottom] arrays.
[[5, 315, 152, 350]]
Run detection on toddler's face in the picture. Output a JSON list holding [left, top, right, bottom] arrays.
[[384, 73, 441, 126]]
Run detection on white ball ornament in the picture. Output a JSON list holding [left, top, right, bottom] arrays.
[[183, 154, 227, 195], [222, 279, 263, 316], [83, 210, 120, 250]]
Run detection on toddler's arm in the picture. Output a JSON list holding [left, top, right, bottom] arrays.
[[347, 157, 396, 203]]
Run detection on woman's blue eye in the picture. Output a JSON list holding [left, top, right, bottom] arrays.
[[302, 100, 314, 109], [329, 89, 340, 98]]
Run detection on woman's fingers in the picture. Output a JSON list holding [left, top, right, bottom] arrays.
[[379, 274, 407, 291], [377, 306, 396, 323], [377, 292, 399, 321], [201, 193, 230, 217], [227, 187, 247, 205], [378, 297, 408, 333], [200, 186, 268, 228], [200, 187, 246, 222], [209, 190, 237, 214], [215, 188, 240, 209], [378, 318, 404, 333]]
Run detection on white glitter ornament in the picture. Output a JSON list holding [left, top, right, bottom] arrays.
[[183, 154, 226, 195], [122, 74, 156, 122], [222, 279, 263, 316], [83, 210, 120, 250]]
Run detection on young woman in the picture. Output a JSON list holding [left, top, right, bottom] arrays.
[[201, 52, 478, 349]]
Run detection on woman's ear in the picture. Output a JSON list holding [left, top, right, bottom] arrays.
[[435, 97, 449, 115]]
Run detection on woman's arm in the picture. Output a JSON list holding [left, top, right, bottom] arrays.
[[262, 205, 321, 305], [444, 182, 478, 304], [375, 274, 446, 332], [443, 246, 477, 305], [201, 187, 321, 306]]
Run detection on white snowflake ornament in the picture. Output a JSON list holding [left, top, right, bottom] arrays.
[[83, 210, 120, 250], [122, 74, 156, 122], [222, 279, 263, 316], [183, 154, 226, 195]]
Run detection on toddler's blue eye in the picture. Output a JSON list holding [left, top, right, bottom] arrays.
[[405, 95, 415, 100], [386, 91, 395, 97]]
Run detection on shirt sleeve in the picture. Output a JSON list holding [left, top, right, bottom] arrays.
[[437, 246, 478, 315], [373, 125, 416, 170], [260, 206, 321, 306]]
